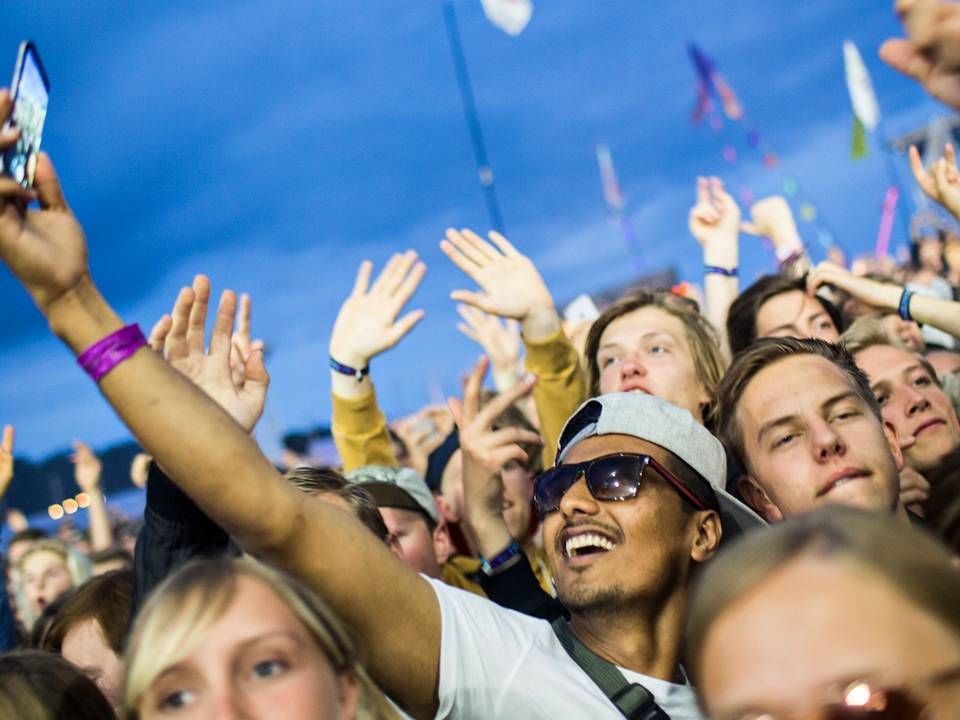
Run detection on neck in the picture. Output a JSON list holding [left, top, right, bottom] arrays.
[[567, 586, 686, 683]]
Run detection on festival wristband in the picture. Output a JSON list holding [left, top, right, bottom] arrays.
[[898, 288, 914, 321], [77, 324, 147, 383], [329, 356, 369, 381], [704, 265, 738, 277], [480, 539, 521, 576]]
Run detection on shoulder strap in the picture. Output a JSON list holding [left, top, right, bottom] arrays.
[[551, 617, 671, 720]]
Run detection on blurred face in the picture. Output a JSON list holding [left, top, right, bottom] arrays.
[[438, 450, 464, 523], [882, 313, 925, 353], [698, 556, 960, 719], [918, 238, 944, 273], [755, 290, 839, 343], [500, 459, 534, 542], [21, 550, 72, 616], [62, 618, 123, 708], [378, 507, 444, 579], [596, 307, 710, 421], [736, 355, 900, 520], [927, 349, 960, 378], [541, 434, 717, 617], [138, 576, 357, 720], [855, 344, 960, 473]]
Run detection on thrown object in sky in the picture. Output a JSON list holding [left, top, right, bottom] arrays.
[[480, 0, 533, 35], [843, 40, 880, 132]]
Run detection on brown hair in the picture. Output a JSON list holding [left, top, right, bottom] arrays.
[[481, 389, 543, 475], [284, 466, 390, 542], [41, 569, 133, 656], [685, 505, 960, 679], [727, 274, 844, 356], [714, 337, 880, 474], [841, 317, 942, 386], [583, 291, 725, 420], [0, 650, 116, 719]]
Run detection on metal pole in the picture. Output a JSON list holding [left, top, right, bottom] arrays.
[[443, 1, 506, 233]]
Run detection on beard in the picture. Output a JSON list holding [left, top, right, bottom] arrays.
[[558, 579, 627, 618]]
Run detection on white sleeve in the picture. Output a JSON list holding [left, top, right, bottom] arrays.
[[429, 577, 544, 720]]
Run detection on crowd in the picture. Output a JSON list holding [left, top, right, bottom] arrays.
[[1, 1, 960, 718]]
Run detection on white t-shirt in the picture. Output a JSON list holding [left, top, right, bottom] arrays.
[[430, 579, 704, 720]]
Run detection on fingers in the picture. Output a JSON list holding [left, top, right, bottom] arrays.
[[739, 221, 761, 236], [946, 142, 957, 171], [385, 309, 425, 347], [237, 293, 252, 341], [243, 348, 270, 388], [148, 314, 173, 353], [462, 355, 489, 421], [456, 322, 480, 343], [351, 260, 373, 297], [392, 258, 426, 310], [441, 228, 487, 282], [167, 286, 196, 358], [460, 228, 500, 262], [33, 154, 69, 211], [474, 371, 538, 431], [489, 426, 544, 448], [487, 230, 519, 257], [1, 425, 12, 454], [696, 176, 710, 205], [449, 290, 498, 315], [186, 275, 212, 354], [908, 145, 936, 195], [209, 289, 238, 358]]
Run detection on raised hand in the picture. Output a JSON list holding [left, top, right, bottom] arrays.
[[447, 356, 541, 558], [130, 452, 151, 489], [880, 0, 960, 109], [153, 275, 269, 433], [0, 425, 14, 500], [441, 228, 559, 341], [391, 406, 451, 479], [329, 251, 426, 370], [909, 143, 960, 219], [0, 90, 88, 315], [740, 195, 801, 245], [456, 304, 521, 387], [688, 177, 742, 258], [71, 440, 103, 492], [806, 261, 900, 311]]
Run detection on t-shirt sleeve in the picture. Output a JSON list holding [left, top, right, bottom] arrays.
[[429, 577, 542, 720]]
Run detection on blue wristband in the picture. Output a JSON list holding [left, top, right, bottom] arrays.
[[704, 265, 739, 277], [480, 539, 521, 576], [329, 356, 369, 381], [898, 289, 914, 321]]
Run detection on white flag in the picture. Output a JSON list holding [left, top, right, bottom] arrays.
[[480, 0, 533, 36], [843, 40, 880, 132]]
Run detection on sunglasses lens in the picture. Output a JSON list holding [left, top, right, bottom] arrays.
[[533, 466, 578, 515], [586, 455, 645, 502]]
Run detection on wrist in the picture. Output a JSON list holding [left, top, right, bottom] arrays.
[[702, 245, 739, 269], [327, 347, 370, 371], [47, 277, 124, 355], [521, 302, 561, 343]]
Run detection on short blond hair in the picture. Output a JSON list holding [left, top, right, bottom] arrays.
[[123, 557, 398, 720]]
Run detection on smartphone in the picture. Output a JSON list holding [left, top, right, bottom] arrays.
[[2, 41, 49, 188]]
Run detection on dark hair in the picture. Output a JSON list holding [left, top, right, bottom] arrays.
[[583, 291, 725, 420], [481, 390, 543, 475], [41, 570, 133, 656], [88, 546, 134, 571], [284, 467, 390, 542], [727, 274, 844, 357], [714, 338, 880, 475], [0, 650, 116, 719]]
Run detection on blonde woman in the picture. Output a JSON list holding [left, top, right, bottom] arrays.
[[123, 557, 398, 720]]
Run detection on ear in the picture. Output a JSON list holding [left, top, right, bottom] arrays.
[[738, 476, 784, 523], [432, 521, 454, 565], [882, 420, 905, 471], [335, 672, 360, 720], [690, 510, 722, 562], [433, 494, 460, 524]]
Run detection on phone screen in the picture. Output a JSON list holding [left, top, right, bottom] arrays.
[[2, 43, 49, 188]]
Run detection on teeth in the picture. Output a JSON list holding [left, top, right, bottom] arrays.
[[565, 533, 616, 557]]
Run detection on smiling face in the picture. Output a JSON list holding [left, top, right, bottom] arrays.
[[20, 549, 72, 617], [736, 354, 901, 520], [541, 434, 719, 617], [137, 575, 357, 720], [755, 290, 839, 343], [595, 307, 710, 421], [698, 555, 960, 719], [854, 344, 960, 473]]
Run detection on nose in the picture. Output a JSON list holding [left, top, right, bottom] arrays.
[[558, 475, 600, 518], [809, 417, 845, 462], [902, 384, 931, 417], [619, 353, 646, 380]]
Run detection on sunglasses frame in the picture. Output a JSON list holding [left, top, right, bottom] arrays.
[[533, 452, 708, 517]]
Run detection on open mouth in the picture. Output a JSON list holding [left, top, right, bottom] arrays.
[[817, 470, 869, 498], [562, 530, 618, 559]]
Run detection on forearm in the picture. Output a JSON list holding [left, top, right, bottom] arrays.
[[702, 242, 738, 357], [910, 294, 960, 339], [85, 488, 113, 552], [330, 383, 397, 471], [466, 507, 513, 560]]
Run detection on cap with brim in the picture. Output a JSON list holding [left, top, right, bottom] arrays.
[[346, 465, 439, 524], [556, 393, 765, 540]]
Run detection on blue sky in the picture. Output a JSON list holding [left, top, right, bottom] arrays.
[[0, 1, 950, 461]]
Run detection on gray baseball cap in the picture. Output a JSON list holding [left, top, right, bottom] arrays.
[[556, 392, 765, 539], [346, 465, 439, 524]]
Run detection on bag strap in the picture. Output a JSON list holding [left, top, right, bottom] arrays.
[[551, 617, 671, 720]]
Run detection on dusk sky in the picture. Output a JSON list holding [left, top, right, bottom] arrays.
[[0, 1, 950, 461]]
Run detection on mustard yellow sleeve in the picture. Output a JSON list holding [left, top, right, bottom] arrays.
[[331, 388, 398, 473], [524, 329, 587, 468]]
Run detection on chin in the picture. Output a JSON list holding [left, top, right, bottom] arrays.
[[557, 582, 627, 616]]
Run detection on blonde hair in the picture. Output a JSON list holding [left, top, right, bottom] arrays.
[[15, 538, 92, 629], [123, 557, 398, 720]]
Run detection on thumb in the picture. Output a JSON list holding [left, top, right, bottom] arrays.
[[739, 221, 762, 236], [447, 397, 464, 429], [33, 153, 69, 211], [244, 349, 270, 387]]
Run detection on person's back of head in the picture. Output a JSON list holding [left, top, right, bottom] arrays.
[[0, 650, 116, 719]]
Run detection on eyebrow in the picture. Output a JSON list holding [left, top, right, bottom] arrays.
[[763, 322, 800, 336], [756, 391, 861, 444], [599, 331, 676, 350], [153, 630, 304, 683]]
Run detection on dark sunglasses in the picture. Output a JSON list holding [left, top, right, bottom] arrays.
[[532, 452, 707, 517]]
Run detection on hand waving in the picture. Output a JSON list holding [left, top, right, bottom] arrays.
[[71, 440, 103, 492], [150, 275, 269, 433], [456, 304, 521, 376], [909, 143, 960, 219], [688, 177, 742, 254], [329, 251, 426, 369]]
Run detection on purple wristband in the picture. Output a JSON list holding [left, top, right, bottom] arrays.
[[77, 324, 147, 382]]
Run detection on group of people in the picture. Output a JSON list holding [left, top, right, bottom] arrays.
[[1, 1, 960, 718]]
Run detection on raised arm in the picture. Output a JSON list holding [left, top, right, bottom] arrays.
[[0, 143, 440, 720], [441, 228, 583, 466], [909, 142, 960, 221], [0, 426, 13, 506], [328, 253, 426, 471], [741, 194, 809, 277], [70, 441, 113, 553]]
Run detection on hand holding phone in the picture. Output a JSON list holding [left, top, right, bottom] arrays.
[[1, 41, 49, 188]]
